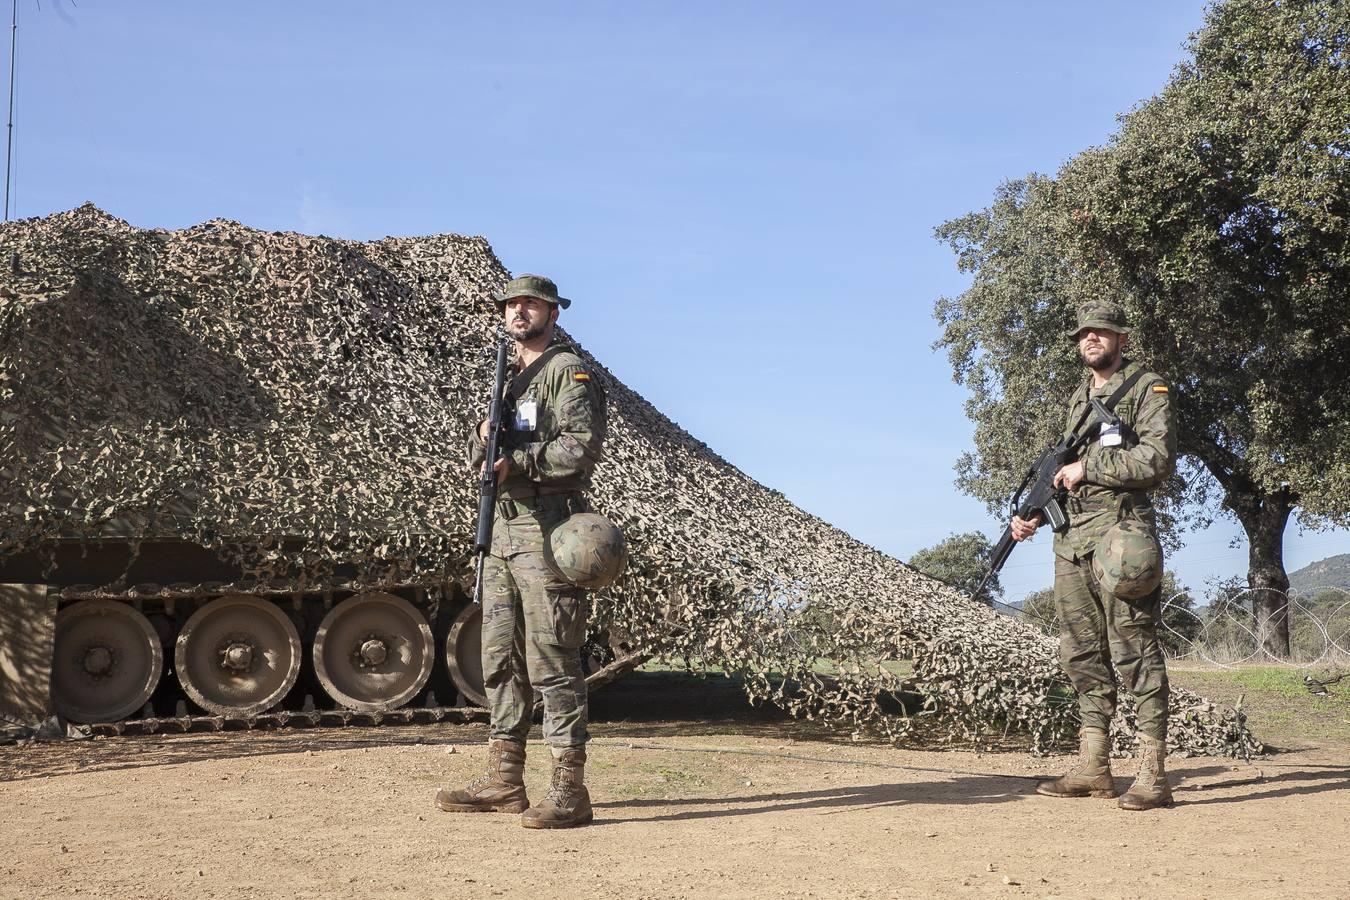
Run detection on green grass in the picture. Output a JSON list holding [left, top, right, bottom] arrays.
[[609, 762, 712, 799], [1170, 665, 1350, 750], [1228, 667, 1325, 696]]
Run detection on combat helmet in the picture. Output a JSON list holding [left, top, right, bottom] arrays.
[[548, 513, 628, 589], [1091, 518, 1163, 600]]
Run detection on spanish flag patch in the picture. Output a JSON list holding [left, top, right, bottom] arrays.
[[1152, 384, 1169, 393], [573, 372, 591, 383]]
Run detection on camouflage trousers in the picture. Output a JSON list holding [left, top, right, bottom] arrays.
[[1053, 552, 1170, 741], [481, 493, 590, 749]]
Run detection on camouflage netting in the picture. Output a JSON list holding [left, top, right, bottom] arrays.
[[0, 205, 1259, 756]]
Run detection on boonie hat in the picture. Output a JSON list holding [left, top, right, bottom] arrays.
[[495, 273, 571, 310], [1067, 299, 1129, 338]]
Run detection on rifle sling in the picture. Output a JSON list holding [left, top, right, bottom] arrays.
[[1065, 364, 1146, 448], [506, 344, 568, 406]]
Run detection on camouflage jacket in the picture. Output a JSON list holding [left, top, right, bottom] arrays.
[[468, 343, 606, 500], [1052, 358, 1176, 561]]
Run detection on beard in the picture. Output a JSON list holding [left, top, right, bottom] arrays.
[[1079, 344, 1119, 371], [508, 317, 550, 342]]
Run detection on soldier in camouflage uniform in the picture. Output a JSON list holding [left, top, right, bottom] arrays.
[[436, 274, 606, 829], [1010, 300, 1177, 811]]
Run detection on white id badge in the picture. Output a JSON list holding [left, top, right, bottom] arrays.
[[514, 398, 538, 431], [1099, 422, 1123, 447]]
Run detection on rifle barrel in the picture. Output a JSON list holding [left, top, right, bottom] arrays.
[[472, 338, 511, 604]]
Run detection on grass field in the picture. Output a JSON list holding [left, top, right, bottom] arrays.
[[1170, 665, 1350, 750]]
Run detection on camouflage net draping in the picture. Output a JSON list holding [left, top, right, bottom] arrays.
[[0, 205, 1259, 756]]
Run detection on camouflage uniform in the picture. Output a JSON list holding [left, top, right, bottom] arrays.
[[1051, 307, 1176, 743], [468, 341, 606, 751]]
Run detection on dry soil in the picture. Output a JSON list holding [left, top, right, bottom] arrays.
[[2, 671, 1346, 900]]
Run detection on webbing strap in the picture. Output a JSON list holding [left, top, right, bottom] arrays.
[[506, 343, 568, 405], [1065, 362, 1146, 446]]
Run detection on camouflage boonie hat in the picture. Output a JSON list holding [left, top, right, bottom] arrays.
[[495, 273, 571, 310], [547, 512, 627, 589], [1091, 518, 1163, 600], [1067, 300, 1129, 338]]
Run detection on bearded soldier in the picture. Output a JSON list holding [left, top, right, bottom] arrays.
[[436, 274, 607, 829], [1010, 300, 1177, 811]]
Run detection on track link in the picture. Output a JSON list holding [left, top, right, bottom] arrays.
[[86, 651, 651, 738]]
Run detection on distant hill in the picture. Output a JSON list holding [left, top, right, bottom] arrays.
[[1288, 554, 1350, 596]]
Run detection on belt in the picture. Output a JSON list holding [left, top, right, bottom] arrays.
[[1067, 492, 1150, 516], [496, 490, 586, 520]]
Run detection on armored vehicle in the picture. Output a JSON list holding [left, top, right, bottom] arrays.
[[0, 205, 633, 733], [0, 534, 493, 727]]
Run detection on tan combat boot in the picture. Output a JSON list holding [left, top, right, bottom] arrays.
[[1036, 727, 1118, 798], [520, 748, 593, 829], [1118, 734, 1173, 811], [435, 738, 530, 813]]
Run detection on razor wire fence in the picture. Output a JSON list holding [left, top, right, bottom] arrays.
[[1020, 584, 1350, 668]]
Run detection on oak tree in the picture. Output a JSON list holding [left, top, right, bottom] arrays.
[[936, 0, 1350, 657]]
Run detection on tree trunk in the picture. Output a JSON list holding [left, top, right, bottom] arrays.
[[1227, 487, 1295, 659]]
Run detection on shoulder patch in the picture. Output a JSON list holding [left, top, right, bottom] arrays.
[[1151, 384, 1168, 394], [573, 371, 590, 383]]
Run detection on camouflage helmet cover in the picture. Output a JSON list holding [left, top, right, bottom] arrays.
[[1091, 518, 1163, 600], [547, 512, 628, 589], [495, 273, 572, 310], [1067, 299, 1129, 338]]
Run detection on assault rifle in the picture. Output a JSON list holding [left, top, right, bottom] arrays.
[[472, 339, 511, 606], [973, 398, 1120, 601]]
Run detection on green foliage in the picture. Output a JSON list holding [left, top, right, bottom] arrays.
[[907, 531, 1001, 605], [1053, 0, 1350, 528], [1018, 586, 1057, 636], [934, 1, 1350, 636], [933, 176, 1092, 522]]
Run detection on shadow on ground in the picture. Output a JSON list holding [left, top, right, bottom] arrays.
[[1172, 762, 1350, 807], [589, 669, 840, 741], [0, 669, 817, 781], [589, 775, 1039, 824]]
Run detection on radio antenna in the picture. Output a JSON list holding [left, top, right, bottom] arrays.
[[4, 0, 15, 221]]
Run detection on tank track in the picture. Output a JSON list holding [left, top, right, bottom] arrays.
[[85, 650, 648, 738], [88, 700, 486, 737], [34, 573, 651, 737]]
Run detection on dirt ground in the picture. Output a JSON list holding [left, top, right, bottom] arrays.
[[2, 670, 1347, 900]]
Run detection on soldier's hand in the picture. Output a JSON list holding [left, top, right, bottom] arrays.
[[1011, 515, 1041, 542], [1054, 460, 1086, 491], [478, 456, 510, 486]]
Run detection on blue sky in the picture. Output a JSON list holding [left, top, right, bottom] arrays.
[[6, 1, 1346, 603]]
